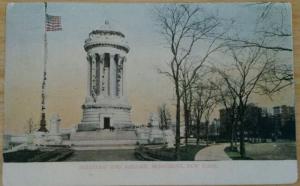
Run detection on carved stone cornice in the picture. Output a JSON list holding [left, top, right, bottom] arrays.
[[84, 43, 129, 53], [82, 104, 131, 110], [89, 30, 125, 38]]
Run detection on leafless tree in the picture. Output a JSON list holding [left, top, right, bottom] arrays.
[[180, 63, 198, 145], [225, 3, 292, 52], [154, 4, 222, 159], [208, 3, 293, 157], [211, 79, 238, 149], [27, 117, 34, 134], [212, 44, 290, 158], [192, 82, 216, 145], [222, 3, 293, 93], [158, 104, 171, 130], [203, 96, 217, 146]]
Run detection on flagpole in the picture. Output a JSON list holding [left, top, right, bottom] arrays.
[[38, 2, 48, 132]]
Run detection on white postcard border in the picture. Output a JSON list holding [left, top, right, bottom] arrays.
[[3, 160, 298, 185]]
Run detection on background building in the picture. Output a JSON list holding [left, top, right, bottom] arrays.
[[219, 104, 295, 142], [273, 105, 295, 140]]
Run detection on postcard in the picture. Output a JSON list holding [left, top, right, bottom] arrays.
[[3, 2, 297, 185]]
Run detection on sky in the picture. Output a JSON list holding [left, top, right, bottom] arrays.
[[5, 3, 294, 134]]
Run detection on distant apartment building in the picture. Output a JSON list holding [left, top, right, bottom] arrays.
[[273, 105, 295, 126], [273, 105, 295, 139], [219, 104, 263, 140], [219, 108, 234, 140], [219, 104, 295, 141], [208, 119, 220, 137]]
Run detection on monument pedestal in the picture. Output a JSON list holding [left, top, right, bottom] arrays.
[[70, 130, 137, 150], [77, 97, 134, 131]]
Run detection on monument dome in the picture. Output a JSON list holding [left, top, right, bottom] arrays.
[[84, 20, 129, 54]]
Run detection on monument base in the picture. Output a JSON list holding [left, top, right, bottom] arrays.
[[77, 102, 133, 131], [70, 130, 137, 150], [77, 123, 99, 131]]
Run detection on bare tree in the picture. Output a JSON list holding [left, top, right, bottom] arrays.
[[27, 117, 34, 134], [258, 63, 293, 95], [211, 79, 238, 150], [208, 3, 293, 157], [158, 104, 171, 130], [180, 63, 197, 145], [212, 44, 290, 158], [192, 82, 216, 145], [222, 3, 293, 93], [224, 3, 292, 52], [154, 4, 222, 159], [203, 97, 217, 146]]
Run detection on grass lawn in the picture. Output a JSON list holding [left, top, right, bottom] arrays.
[[140, 145, 206, 161], [245, 141, 296, 160], [3, 149, 44, 162], [224, 141, 296, 160], [178, 145, 206, 160], [65, 149, 138, 161], [4, 148, 74, 162], [224, 147, 252, 160]]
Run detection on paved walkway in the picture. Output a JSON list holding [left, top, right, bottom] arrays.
[[194, 143, 232, 161]]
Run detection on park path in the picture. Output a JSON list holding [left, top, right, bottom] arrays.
[[194, 143, 232, 161]]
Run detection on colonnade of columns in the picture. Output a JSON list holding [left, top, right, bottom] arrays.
[[86, 53, 125, 100]]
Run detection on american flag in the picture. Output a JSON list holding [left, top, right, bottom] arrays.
[[46, 14, 62, 31]]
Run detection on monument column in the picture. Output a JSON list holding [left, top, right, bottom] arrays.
[[122, 56, 127, 97], [118, 56, 124, 97], [95, 54, 100, 96], [103, 53, 110, 96], [115, 55, 121, 97], [109, 54, 116, 97], [86, 55, 91, 97], [98, 54, 104, 96], [114, 55, 118, 97], [91, 54, 97, 101]]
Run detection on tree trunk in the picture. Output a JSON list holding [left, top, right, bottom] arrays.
[[230, 111, 235, 150], [233, 121, 238, 146], [206, 121, 209, 146], [239, 105, 246, 158], [184, 106, 189, 145], [230, 123, 234, 150], [196, 117, 200, 145], [163, 110, 168, 129], [175, 86, 181, 160], [240, 121, 245, 158]]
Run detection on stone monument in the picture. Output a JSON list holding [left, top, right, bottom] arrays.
[[136, 113, 175, 147], [77, 21, 133, 131], [148, 113, 164, 144], [49, 114, 61, 134]]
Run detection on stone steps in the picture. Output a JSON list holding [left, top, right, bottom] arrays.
[[70, 139, 137, 150], [70, 130, 137, 141], [69, 130, 138, 150], [71, 140, 137, 146], [72, 145, 136, 150]]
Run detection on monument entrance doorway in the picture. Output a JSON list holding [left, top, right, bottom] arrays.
[[104, 117, 110, 129]]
